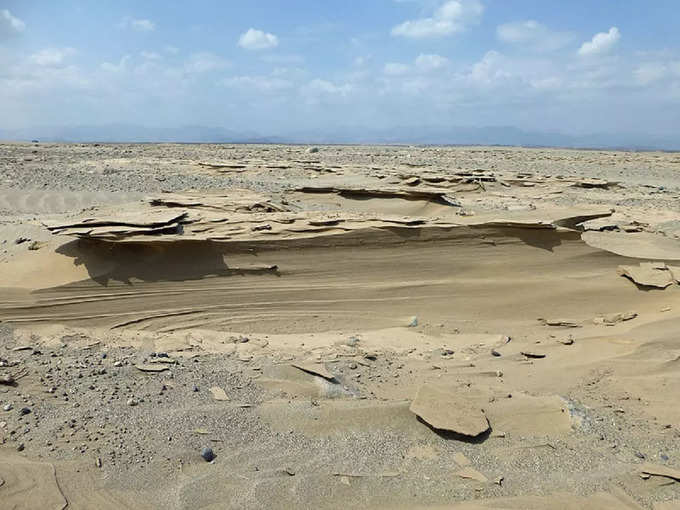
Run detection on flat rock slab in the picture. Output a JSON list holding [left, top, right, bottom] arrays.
[[618, 262, 675, 288], [291, 362, 336, 382], [209, 386, 229, 401], [640, 463, 680, 481], [457, 467, 489, 483], [409, 384, 490, 437], [134, 364, 169, 373], [0, 459, 68, 510]]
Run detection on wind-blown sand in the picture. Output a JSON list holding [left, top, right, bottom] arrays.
[[1, 143, 679, 509]]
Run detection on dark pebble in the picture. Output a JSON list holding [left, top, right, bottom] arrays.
[[201, 447, 215, 462]]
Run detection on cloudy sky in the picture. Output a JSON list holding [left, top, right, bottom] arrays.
[[1, 1, 679, 137]]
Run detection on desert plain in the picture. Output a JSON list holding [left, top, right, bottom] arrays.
[[0, 142, 680, 509]]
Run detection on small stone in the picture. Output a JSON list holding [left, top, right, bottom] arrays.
[[491, 349, 501, 357], [192, 385, 199, 392], [113, 361, 122, 367], [201, 447, 215, 462], [3, 404, 12, 411], [635, 451, 646, 459], [96, 457, 102, 468], [0, 374, 15, 385], [19, 407, 31, 416], [346, 337, 360, 347], [16, 443, 24, 452], [126, 399, 138, 407]]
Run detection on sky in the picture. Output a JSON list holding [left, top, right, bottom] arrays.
[[1, 0, 680, 138]]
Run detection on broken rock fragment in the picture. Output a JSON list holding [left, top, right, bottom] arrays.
[[410, 384, 490, 438], [457, 467, 489, 483], [593, 311, 638, 325], [291, 361, 336, 382], [618, 262, 675, 289]]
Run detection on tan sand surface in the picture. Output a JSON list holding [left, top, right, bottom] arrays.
[[0, 143, 679, 509]]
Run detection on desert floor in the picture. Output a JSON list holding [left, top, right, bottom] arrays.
[[1, 143, 679, 509]]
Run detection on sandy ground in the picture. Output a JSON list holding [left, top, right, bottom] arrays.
[[1, 142, 680, 509]]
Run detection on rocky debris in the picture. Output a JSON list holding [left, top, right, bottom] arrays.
[[540, 318, 580, 328], [294, 183, 463, 206], [197, 162, 247, 171], [572, 178, 619, 189], [593, 311, 638, 325], [409, 384, 490, 438], [618, 262, 675, 289]]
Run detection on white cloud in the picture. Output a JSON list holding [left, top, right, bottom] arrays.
[[415, 53, 449, 71], [391, 0, 483, 39], [132, 19, 155, 32], [261, 54, 304, 65], [30, 48, 76, 67], [578, 27, 620, 57], [384, 62, 410, 75], [633, 61, 680, 86], [221, 75, 292, 93], [469, 50, 510, 84], [140, 51, 162, 60], [184, 52, 229, 73], [497, 20, 573, 51], [238, 28, 279, 50], [101, 55, 130, 73], [119, 18, 155, 32], [0, 9, 25, 39], [303, 79, 352, 97]]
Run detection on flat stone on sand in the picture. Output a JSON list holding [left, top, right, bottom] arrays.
[[209, 386, 229, 401], [410, 384, 490, 437], [134, 364, 169, 373], [618, 262, 675, 288], [291, 361, 336, 381]]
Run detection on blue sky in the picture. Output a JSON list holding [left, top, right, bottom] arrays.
[[1, 1, 680, 137]]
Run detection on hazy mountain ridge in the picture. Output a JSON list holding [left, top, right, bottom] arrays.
[[0, 124, 676, 151]]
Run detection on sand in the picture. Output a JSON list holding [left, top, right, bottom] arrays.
[[1, 142, 680, 509]]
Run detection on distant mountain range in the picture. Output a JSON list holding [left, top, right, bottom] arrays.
[[0, 124, 677, 151]]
